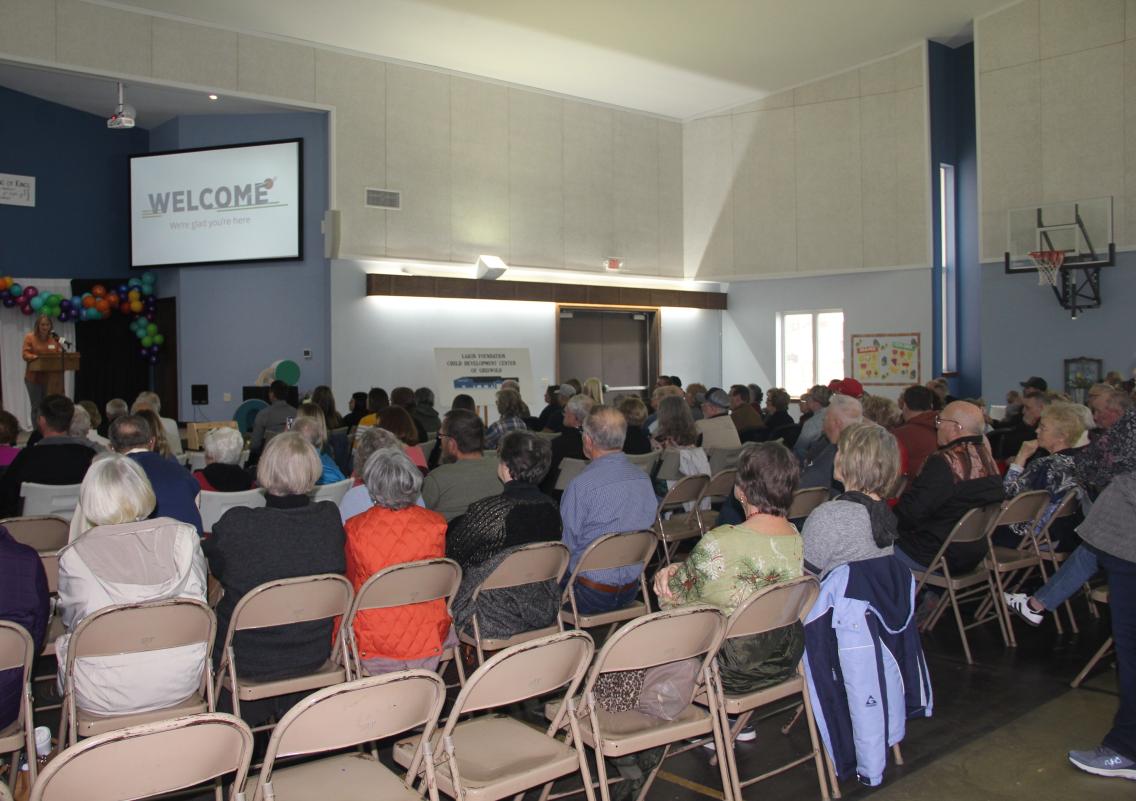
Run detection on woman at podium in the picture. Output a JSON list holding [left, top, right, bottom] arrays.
[[22, 314, 63, 415]]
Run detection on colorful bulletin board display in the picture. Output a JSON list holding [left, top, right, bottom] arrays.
[[851, 333, 921, 386]]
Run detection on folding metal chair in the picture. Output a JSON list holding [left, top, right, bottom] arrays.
[[1070, 586, 1113, 689], [18, 483, 80, 521], [1, 516, 69, 552], [695, 468, 737, 535], [1022, 493, 1081, 634], [554, 458, 589, 492], [560, 531, 655, 632], [198, 488, 266, 534], [788, 486, 829, 521], [653, 475, 710, 564], [309, 478, 352, 506], [0, 622, 36, 791], [978, 490, 1050, 646]]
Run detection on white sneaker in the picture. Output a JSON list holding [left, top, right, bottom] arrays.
[[702, 725, 756, 750], [1003, 593, 1043, 626]]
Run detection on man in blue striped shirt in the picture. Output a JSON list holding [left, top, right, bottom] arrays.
[[560, 406, 658, 614]]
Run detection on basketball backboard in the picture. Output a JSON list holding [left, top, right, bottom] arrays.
[[1005, 196, 1114, 273]]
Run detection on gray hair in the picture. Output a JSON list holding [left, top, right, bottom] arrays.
[[68, 405, 92, 438], [557, 384, 576, 400], [583, 405, 627, 451], [80, 452, 156, 526], [203, 427, 244, 465], [363, 447, 422, 510], [829, 394, 863, 425], [257, 431, 322, 496], [105, 398, 128, 420], [500, 379, 521, 394], [353, 426, 402, 476], [565, 394, 595, 422], [131, 391, 161, 415]]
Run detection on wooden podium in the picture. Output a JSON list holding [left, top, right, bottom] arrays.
[[27, 351, 80, 395]]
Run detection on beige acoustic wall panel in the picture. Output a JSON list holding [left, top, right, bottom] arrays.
[[894, 86, 929, 267], [450, 77, 509, 263], [316, 50, 386, 258], [731, 107, 797, 275], [152, 19, 237, 91], [794, 98, 863, 273], [657, 120, 684, 276], [237, 35, 315, 103], [385, 65, 451, 260], [613, 110, 661, 273], [508, 90, 564, 269], [0, 0, 55, 61], [978, 0, 1040, 73], [860, 92, 899, 269], [1124, 38, 1136, 245], [684, 114, 735, 278], [563, 101, 614, 270], [1040, 0, 1124, 58], [57, 0, 152, 77]]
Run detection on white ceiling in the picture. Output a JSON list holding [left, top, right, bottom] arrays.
[[108, 0, 1005, 119]]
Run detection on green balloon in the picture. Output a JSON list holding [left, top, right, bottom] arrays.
[[146, 323, 158, 336], [141, 336, 153, 347], [50, 306, 62, 318], [153, 334, 165, 346], [135, 328, 146, 339]]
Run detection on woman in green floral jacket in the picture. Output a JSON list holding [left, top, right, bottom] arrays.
[[654, 441, 804, 693]]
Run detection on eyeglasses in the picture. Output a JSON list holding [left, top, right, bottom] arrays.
[[934, 415, 963, 429]]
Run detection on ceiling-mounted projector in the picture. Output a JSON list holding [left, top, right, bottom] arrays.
[[107, 81, 136, 129]]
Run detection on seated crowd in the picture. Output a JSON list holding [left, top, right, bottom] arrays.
[[1, 367, 1135, 789]]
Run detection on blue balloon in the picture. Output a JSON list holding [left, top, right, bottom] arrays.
[[2, 297, 15, 308]]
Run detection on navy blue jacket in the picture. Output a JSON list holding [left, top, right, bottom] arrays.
[[0, 528, 49, 729], [129, 451, 203, 534]]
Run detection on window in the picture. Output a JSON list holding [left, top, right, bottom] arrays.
[[778, 310, 844, 398], [939, 163, 957, 373]]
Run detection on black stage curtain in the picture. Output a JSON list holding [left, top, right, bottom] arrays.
[[71, 278, 149, 425]]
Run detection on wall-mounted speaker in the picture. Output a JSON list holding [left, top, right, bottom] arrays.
[[191, 384, 209, 405]]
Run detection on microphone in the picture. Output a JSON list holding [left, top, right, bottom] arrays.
[[50, 332, 59, 340]]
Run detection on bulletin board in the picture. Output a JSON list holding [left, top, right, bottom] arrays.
[[850, 333, 921, 386]]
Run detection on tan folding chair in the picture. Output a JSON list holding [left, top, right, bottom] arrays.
[[1, 516, 69, 552], [32, 552, 63, 715], [561, 531, 655, 632], [707, 446, 742, 474], [0, 623, 36, 791], [309, 478, 352, 506], [458, 542, 569, 666], [215, 574, 353, 731], [695, 469, 737, 535], [1071, 586, 1113, 689], [342, 558, 462, 682], [554, 457, 589, 491], [198, 488, 266, 534], [248, 671, 447, 801], [910, 505, 1000, 665], [979, 490, 1050, 647], [29, 712, 253, 801], [625, 451, 660, 475], [18, 483, 81, 521], [692, 577, 829, 801], [393, 630, 596, 801], [1024, 493, 1081, 634], [788, 486, 830, 521], [59, 599, 217, 746], [548, 605, 730, 801], [654, 474, 710, 564]]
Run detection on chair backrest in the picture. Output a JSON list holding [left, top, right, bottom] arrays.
[[2, 515, 69, 552], [700, 469, 737, 502], [1035, 492, 1078, 544], [707, 446, 743, 474], [477, 542, 570, 593], [185, 421, 239, 451], [588, 606, 726, 675], [263, 671, 445, 766], [625, 451, 660, 474], [29, 713, 253, 801], [788, 486, 829, 520], [659, 474, 710, 511], [198, 488, 266, 533], [40, 551, 60, 594], [310, 478, 353, 506], [554, 457, 589, 491], [569, 531, 655, 578], [450, 630, 594, 717], [725, 576, 820, 639], [228, 574, 353, 634], [350, 558, 461, 615], [19, 483, 81, 520], [989, 489, 1050, 529], [918, 504, 998, 576], [0, 621, 33, 729]]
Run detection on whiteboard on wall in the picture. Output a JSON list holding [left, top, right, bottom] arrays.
[[433, 347, 535, 412]]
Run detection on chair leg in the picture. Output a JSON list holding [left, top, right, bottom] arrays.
[[1070, 637, 1114, 689], [1063, 599, 1080, 635], [891, 743, 904, 766], [824, 747, 842, 799], [780, 702, 804, 735], [633, 743, 672, 801], [592, 741, 614, 801], [801, 688, 831, 801], [946, 587, 974, 665], [990, 570, 1017, 647]]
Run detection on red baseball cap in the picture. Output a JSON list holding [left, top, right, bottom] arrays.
[[836, 378, 864, 399]]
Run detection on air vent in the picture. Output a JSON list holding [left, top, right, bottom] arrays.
[[365, 188, 401, 210]]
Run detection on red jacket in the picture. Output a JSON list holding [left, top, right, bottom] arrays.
[[343, 504, 449, 660], [893, 411, 939, 482]]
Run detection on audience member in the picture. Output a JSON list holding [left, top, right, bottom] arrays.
[[542, 394, 594, 494], [341, 391, 369, 429], [485, 388, 527, 449], [893, 385, 938, 481], [0, 394, 95, 517], [421, 409, 502, 521], [77, 401, 109, 450], [134, 409, 174, 461], [357, 387, 390, 430], [653, 395, 711, 489], [412, 387, 441, 438], [193, 427, 253, 492], [696, 387, 742, 449], [109, 414, 203, 534], [427, 394, 476, 470], [799, 394, 862, 491], [1090, 387, 1132, 434], [894, 401, 1003, 573], [103, 397, 128, 437], [538, 383, 571, 433], [793, 385, 831, 458], [390, 386, 427, 443], [926, 377, 953, 408], [292, 411, 347, 486], [618, 395, 652, 455], [340, 426, 405, 523], [646, 384, 684, 433], [1003, 389, 1024, 422], [204, 432, 346, 723], [565, 378, 583, 396], [250, 380, 297, 453], [58, 454, 206, 718], [344, 448, 450, 675], [499, 379, 532, 418], [802, 423, 899, 576], [747, 383, 765, 414], [67, 405, 105, 454], [0, 410, 21, 468], [0, 519, 48, 730], [132, 391, 182, 456], [729, 384, 764, 436], [833, 378, 865, 401], [763, 388, 795, 430], [560, 406, 657, 614], [377, 405, 427, 471], [310, 385, 342, 429], [582, 377, 605, 405], [653, 441, 804, 694], [685, 382, 708, 421], [862, 395, 902, 429]]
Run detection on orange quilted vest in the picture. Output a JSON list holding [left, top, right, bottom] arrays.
[[343, 504, 450, 660]]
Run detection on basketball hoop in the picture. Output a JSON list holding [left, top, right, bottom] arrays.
[[1029, 250, 1065, 287]]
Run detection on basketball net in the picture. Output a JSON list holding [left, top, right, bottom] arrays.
[[1029, 250, 1065, 288]]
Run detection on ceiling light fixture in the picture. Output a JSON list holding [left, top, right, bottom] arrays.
[[207, 93, 219, 101]]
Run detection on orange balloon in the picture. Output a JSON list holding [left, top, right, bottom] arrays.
[[130, 301, 143, 313], [95, 299, 110, 313], [106, 293, 119, 306], [81, 296, 96, 309], [91, 284, 106, 297]]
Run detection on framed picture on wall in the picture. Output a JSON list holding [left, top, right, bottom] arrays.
[[1063, 356, 1102, 404], [850, 333, 921, 386]]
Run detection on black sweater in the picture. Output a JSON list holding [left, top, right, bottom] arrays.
[[204, 494, 346, 681], [446, 481, 561, 570], [0, 439, 95, 517]]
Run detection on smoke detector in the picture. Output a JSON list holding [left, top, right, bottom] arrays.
[[107, 82, 136, 129]]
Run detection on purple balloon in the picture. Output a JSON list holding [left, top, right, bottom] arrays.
[[118, 284, 128, 295], [0, 290, 8, 300], [59, 299, 71, 311], [24, 286, 38, 298], [145, 312, 155, 321], [2, 297, 15, 308]]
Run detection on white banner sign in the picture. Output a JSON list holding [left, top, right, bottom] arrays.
[[433, 347, 535, 413], [0, 173, 35, 207]]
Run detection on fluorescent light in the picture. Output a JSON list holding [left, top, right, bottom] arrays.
[[207, 93, 219, 101]]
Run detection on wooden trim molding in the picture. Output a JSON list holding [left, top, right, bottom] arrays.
[[365, 274, 727, 310]]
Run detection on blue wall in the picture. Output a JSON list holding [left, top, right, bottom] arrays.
[[152, 112, 330, 422], [0, 86, 147, 279]]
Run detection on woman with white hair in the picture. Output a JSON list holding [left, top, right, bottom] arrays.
[[344, 448, 450, 675], [192, 427, 252, 492], [57, 453, 207, 717], [339, 426, 405, 523], [204, 432, 346, 724]]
